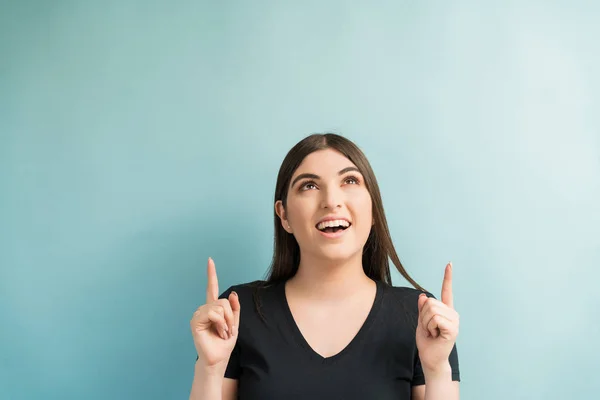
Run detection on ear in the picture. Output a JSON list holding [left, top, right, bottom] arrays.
[[275, 200, 292, 233]]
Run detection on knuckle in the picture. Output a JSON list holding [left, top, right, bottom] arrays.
[[219, 298, 233, 309], [209, 307, 223, 318]]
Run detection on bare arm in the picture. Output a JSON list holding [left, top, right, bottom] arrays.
[[188, 362, 238, 400], [411, 363, 459, 400], [414, 263, 460, 400], [189, 258, 241, 400], [189, 362, 222, 400]]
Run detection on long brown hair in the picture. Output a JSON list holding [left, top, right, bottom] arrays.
[[262, 133, 424, 290]]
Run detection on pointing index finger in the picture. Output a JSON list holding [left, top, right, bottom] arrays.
[[441, 261, 453, 308], [206, 257, 219, 304]]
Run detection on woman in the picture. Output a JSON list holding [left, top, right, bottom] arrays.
[[189, 133, 461, 400]]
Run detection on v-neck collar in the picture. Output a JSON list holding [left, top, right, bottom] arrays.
[[278, 279, 384, 364]]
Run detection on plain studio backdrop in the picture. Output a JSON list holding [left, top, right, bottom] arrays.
[[1, 1, 599, 399]]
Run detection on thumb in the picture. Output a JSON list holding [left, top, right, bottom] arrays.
[[229, 291, 241, 336], [417, 293, 429, 337], [417, 292, 428, 315]]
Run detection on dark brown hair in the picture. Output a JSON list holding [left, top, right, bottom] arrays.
[[262, 133, 424, 289], [249, 133, 425, 321]]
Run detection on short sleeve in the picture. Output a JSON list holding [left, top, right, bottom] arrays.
[[193, 286, 241, 380], [411, 292, 461, 386]]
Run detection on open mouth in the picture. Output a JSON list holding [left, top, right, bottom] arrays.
[[315, 220, 352, 234]]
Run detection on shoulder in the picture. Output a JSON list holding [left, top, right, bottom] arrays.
[[218, 280, 284, 330], [218, 280, 284, 309], [380, 283, 436, 313], [218, 280, 269, 299], [383, 283, 434, 300]]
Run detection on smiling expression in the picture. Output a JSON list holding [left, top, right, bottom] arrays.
[[275, 149, 374, 262]]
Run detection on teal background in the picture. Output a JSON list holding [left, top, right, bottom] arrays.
[[1, 1, 599, 399]]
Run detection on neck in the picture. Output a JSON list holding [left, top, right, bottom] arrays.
[[287, 251, 373, 301]]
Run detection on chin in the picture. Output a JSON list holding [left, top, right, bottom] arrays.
[[316, 247, 362, 263]]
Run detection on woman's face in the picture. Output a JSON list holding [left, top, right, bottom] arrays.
[[276, 149, 373, 263]]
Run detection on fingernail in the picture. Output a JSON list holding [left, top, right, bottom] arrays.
[[232, 291, 238, 298]]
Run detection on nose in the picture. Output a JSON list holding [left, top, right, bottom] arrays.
[[320, 186, 343, 209]]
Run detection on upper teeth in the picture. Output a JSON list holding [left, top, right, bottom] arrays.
[[317, 219, 350, 230]]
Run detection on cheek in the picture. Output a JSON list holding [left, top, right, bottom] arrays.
[[350, 193, 373, 230], [286, 197, 314, 227]]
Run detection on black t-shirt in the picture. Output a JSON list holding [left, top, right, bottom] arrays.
[[213, 279, 460, 399]]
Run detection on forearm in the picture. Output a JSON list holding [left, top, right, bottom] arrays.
[[189, 361, 224, 400], [423, 362, 459, 400]]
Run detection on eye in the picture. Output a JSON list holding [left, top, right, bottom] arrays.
[[300, 181, 318, 191], [344, 175, 360, 185]]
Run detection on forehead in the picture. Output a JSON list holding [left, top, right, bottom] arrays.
[[294, 149, 358, 175]]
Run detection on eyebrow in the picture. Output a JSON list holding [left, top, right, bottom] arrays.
[[290, 167, 361, 188]]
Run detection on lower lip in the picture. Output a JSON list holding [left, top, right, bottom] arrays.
[[317, 226, 350, 239]]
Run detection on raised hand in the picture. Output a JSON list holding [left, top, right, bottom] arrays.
[[415, 262, 460, 372], [190, 257, 241, 370]]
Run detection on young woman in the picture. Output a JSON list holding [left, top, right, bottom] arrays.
[[189, 133, 460, 400]]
